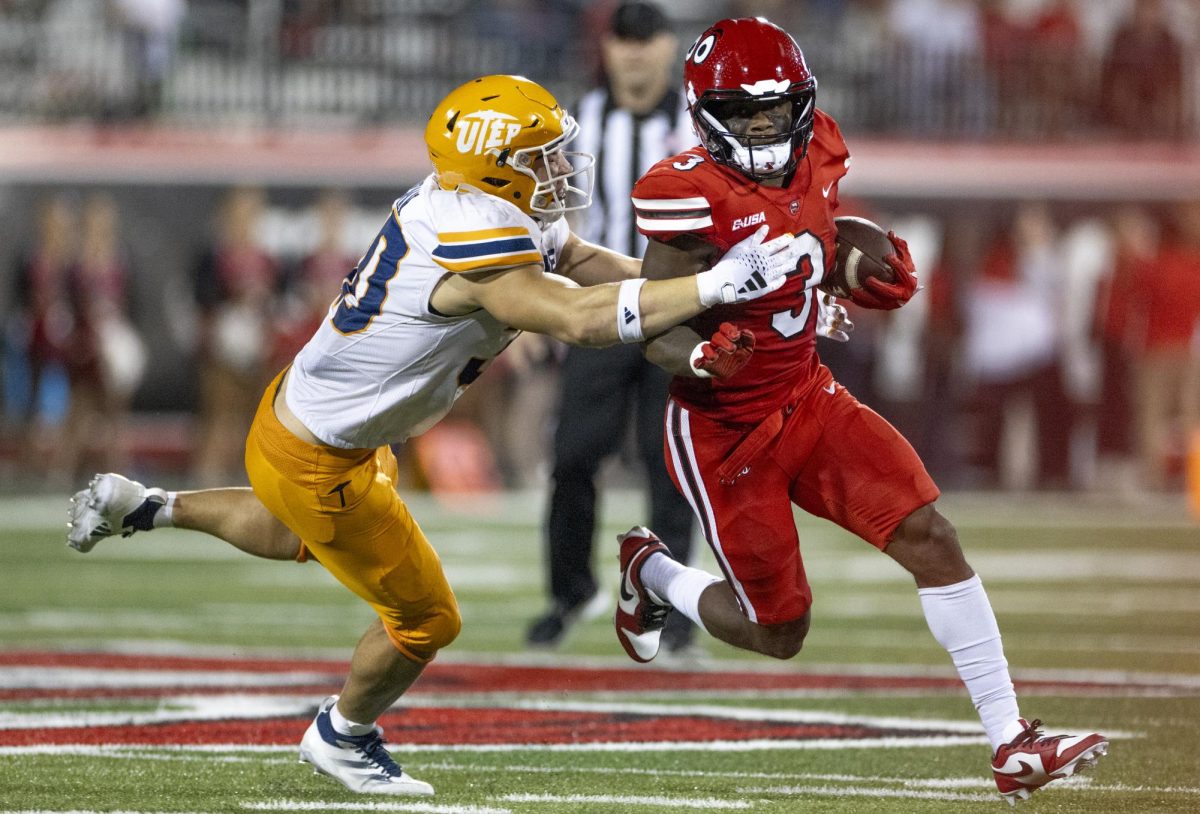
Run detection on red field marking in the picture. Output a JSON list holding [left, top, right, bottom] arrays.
[[3, 651, 1164, 749], [0, 706, 966, 748], [3, 650, 1174, 697], [0, 684, 342, 702]]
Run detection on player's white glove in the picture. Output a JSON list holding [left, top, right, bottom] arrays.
[[696, 225, 802, 307], [816, 292, 853, 342]]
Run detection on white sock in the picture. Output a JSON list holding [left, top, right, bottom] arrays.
[[918, 574, 1020, 752], [152, 492, 176, 529], [330, 700, 375, 736], [640, 552, 722, 635]]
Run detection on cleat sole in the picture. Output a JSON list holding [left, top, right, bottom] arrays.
[[1001, 787, 1032, 806], [1052, 741, 1108, 781]]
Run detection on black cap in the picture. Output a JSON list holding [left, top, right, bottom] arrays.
[[610, 1, 669, 41]]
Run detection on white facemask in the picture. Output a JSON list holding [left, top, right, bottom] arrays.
[[698, 108, 794, 178], [511, 115, 595, 222]]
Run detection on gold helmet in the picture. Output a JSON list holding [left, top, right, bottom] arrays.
[[425, 75, 594, 221]]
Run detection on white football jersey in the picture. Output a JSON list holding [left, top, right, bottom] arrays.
[[286, 174, 569, 449]]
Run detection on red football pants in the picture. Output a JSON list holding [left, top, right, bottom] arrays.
[[664, 365, 940, 625]]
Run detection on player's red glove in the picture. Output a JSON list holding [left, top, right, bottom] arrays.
[[692, 322, 755, 379], [849, 231, 920, 310]]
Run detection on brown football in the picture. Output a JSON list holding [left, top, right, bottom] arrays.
[[819, 216, 896, 298]]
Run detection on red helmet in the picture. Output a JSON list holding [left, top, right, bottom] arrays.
[[683, 17, 817, 180]]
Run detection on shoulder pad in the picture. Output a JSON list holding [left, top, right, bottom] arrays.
[[632, 153, 717, 240], [427, 188, 543, 273], [810, 109, 850, 165]]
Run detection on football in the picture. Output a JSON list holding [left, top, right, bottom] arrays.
[[819, 216, 897, 298]]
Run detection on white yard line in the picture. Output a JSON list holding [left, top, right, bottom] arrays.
[[0, 667, 336, 691], [0, 694, 314, 729], [499, 794, 751, 809], [738, 784, 998, 802], [413, 761, 1057, 789], [244, 802, 510, 814], [6, 750, 1198, 801], [0, 744, 298, 756]]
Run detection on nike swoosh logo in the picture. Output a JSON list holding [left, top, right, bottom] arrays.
[[994, 754, 1047, 781], [823, 383, 836, 394], [821, 181, 834, 198], [996, 758, 1037, 779]]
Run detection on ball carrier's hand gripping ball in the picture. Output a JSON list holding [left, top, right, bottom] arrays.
[[820, 216, 919, 310]]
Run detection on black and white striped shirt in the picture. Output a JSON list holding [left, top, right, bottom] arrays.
[[573, 86, 694, 259]]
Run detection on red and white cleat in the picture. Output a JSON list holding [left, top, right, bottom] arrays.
[[613, 526, 672, 663], [992, 718, 1108, 806]]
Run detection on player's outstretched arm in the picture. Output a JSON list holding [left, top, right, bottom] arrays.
[[460, 263, 701, 346], [446, 227, 800, 347], [555, 232, 640, 287]]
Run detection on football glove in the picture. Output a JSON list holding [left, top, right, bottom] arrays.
[[849, 230, 920, 310], [691, 322, 755, 379], [816, 293, 853, 342], [697, 226, 801, 306]]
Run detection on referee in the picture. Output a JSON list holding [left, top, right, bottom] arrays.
[[526, 0, 698, 654]]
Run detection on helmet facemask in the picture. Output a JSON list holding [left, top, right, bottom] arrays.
[[692, 86, 816, 181], [508, 114, 594, 223]]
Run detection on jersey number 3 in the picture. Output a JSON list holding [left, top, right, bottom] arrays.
[[771, 232, 825, 339]]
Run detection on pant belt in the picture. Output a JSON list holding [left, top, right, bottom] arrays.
[[716, 409, 785, 486]]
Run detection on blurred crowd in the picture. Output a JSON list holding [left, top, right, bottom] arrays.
[[3, 193, 145, 487], [780, 196, 1200, 500], [2, 189, 1198, 499], [0, 0, 1196, 138], [838, 199, 1200, 498], [1, 187, 363, 488]]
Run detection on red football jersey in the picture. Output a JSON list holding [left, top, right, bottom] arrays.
[[633, 109, 851, 424]]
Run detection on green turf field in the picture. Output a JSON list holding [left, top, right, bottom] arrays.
[[1, 490, 1198, 813]]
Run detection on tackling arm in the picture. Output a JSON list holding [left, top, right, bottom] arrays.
[[458, 263, 703, 346], [556, 232, 641, 287], [437, 227, 800, 348]]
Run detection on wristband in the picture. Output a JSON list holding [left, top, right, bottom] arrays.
[[616, 278, 647, 344], [689, 342, 713, 378]]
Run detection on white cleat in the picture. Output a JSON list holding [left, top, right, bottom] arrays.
[[299, 696, 433, 796], [67, 473, 167, 553], [992, 718, 1108, 805]]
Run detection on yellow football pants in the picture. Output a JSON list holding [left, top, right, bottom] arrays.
[[244, 371, 461, 663]]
